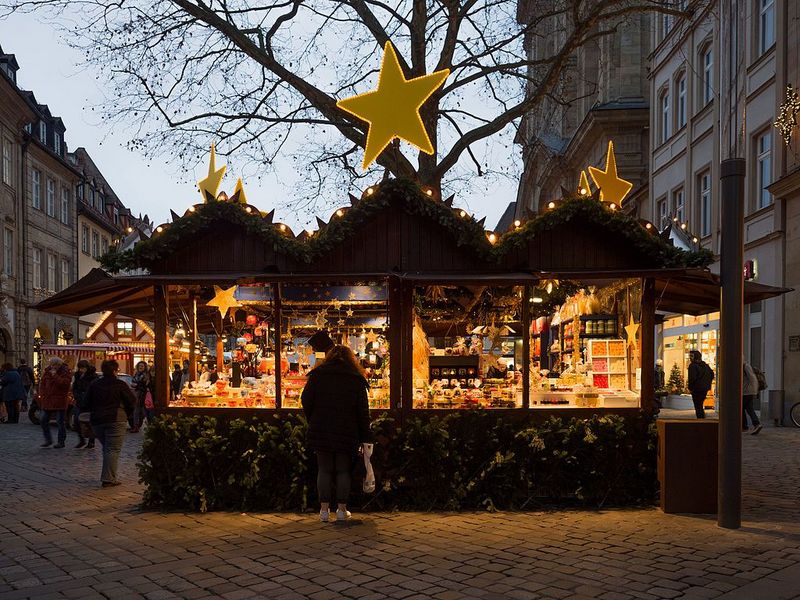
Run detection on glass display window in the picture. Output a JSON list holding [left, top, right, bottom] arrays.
[[412, 285, 524, 409]]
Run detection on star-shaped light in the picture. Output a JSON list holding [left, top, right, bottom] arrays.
[[233, 177, 248, 204], [336, 41, 450, 169], [198, 143, 227, 201], [365, 330, 379, 344], [588, 141, 633, 206], [346, 308, 354, 318], [207, 285, 240, 319], [331, 298, 342, 311], [578, 170, 592, 196], [624, 314, 640, 348]]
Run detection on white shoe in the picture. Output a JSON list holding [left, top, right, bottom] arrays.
[[319, 509, 329, 522], [336, 509, 351, 522]]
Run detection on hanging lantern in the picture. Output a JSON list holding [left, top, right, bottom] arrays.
[[246, 315, 258, 326]]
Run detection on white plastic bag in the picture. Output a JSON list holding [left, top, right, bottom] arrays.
[[362, 443, 375, 493]]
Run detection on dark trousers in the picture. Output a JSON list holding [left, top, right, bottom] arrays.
[[316, 451, 351, 505], [74, 407, 95, 443], [40, 409, 66, 444], [691, 391, 707, 419], [3, 400, 20, 423], [743, 395, 760, 429]]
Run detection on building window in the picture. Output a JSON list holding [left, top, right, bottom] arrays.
[[91, 230, 99, 258], [38, 121, 46, 144], [47, 253, 56, 291], [660, 89, 670, 144], [661, 13, 672, 40], [676, 74, 687, 129], [46, 179, 55, 217], [113, 207, 119, 225], [81, 224, 89, 255], [658, 198, 669, 228], [97, 193, 105, 213], [2, 229, 12, 276], [116, 321, 134, 337], [699, 171, 712, 237], [60, 188, 69, 225], [61, 258, 69, 291], [702, 46, 714, 105], [32, 248, 41, 288], [2, 138, 11, 185], [756, 130, 773, 209], [89, 186, 95, 206], [672, 188, 685, 223], [76, 183, 83, 201], [31, 169, 41, 209], [759, 0, 775, 55], [54, 131, 61, 156], [101, 236, 109, 255]]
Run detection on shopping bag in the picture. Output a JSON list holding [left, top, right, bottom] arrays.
[[362, 443, 375, 493], [144, 391, 154, 410]]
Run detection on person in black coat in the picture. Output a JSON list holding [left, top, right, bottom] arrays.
[[687, 350, 714, 419], [85, 360, 136, 487], [301, 342, 371, 523], [72, 360, 98, 448]]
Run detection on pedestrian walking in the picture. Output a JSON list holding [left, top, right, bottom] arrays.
[[85, 359, 136, 487], [1, 363, 27, 424], [17, 358, 35, 411], [687, 350, 714, 419], [301, 338, 372, 523], [72, 360, 98, 448], [743, 362, 763, 435], [170, 363, 182, 400], [38, 357, 73, 448], [131, 361, 153, 432]]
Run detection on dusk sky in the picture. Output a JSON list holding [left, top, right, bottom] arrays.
[[0, 15, 516, 232]]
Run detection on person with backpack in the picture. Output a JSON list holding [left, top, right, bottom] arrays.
[[743, 361, 763, 435], [17, 359, 35, 412], [687, 350, 714, 419], [1, 363, 26, 424]]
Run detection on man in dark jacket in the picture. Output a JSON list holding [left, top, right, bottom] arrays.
[[687, 350, 714, 419], [85, 359, 136, 487], [17, 359, 35, 411], [72, 360, 98, 448], [301, 340, 371, 523]]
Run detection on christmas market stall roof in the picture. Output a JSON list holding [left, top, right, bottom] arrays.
[[35, 179, 790, 319]]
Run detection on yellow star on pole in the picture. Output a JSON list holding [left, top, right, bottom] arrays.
[[232, 177, 248, 204], [588, 140, 633, 206], [624, 314, 640, 348], [198, 143, 227, 202], [207, 285, 241, 319], [336, 41, 449, 169]]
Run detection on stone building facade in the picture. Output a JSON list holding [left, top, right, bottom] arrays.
[[514, 6, 651, 219]]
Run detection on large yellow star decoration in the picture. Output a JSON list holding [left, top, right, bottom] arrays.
[[207, 285, 241, 319], [198, 143, 227, 202], [337, 41, 450, 169], [624, 314, 640, 348], [588, 140, 633, 206]]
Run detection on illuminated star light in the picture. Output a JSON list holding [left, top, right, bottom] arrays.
[[336, 41, 450, 169], [233, 177, 248, 204], [198, 143, 227, 201], [578, 170, 592, 196], [588, 141, 633, 206], [624, 314, 640, 348], [207, 285, 241, 319]]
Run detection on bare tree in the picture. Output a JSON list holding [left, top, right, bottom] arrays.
[[0, 0, 691, 215]]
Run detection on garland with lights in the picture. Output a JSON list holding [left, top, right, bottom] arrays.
[[100, 179, 713, 273]]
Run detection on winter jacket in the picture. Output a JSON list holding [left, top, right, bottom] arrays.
[[85, 375, 136, 426], [72, 367, 99, 410], [132, 370, 153, 400], [1, 370, 27, 402], [17, 365, 35, 388], [38, 364, 73, 410], [687, 360, 714, 394], [301, 361, 372, 454], [743, 363, 759, 396], [170, 369, 182, 395]]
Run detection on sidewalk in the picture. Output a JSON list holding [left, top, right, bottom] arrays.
[[1, 415, 799, 600]]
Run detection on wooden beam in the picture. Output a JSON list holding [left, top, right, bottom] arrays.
[[273, 283, 283, 409], [388, 275, 403, 413], [153, 285, 170, 409], [522, 284, 531, 409], [189, 293, 198, 381], [640, 277, 656, 414]]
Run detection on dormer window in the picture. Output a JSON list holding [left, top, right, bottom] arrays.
[[54, 132, 61, 156], [39, 121, 46, 143]]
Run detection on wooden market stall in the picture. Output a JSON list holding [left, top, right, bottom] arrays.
[[35, 180, 788, 423]]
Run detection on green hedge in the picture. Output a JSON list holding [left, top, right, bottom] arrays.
[[138, 411, 658, 512]]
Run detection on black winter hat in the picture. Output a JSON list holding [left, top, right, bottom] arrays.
[[308, 330, 334, 353]]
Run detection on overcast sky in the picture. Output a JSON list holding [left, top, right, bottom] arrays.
[[0, 15, 516, 231]]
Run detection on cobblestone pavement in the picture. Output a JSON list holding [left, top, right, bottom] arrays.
[[1, 415, 800, 600]]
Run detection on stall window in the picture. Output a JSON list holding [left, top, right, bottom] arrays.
[[412, 285, 523, 409], [529, 280, 642, 409]]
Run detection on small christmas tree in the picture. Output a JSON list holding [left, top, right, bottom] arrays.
[[668, 362, 685, 394]]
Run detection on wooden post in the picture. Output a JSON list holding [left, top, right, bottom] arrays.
[[388, 275, 403, 413], [153, 284, 170, 409], [273, 282, 283, 409], [640, 278, 656, 413], [400, 280, 414, 426], [189, 293, 198, 381], [216, 314, 224, 373], [522, 284, 531, 409]]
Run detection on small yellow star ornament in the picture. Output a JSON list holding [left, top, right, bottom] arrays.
[[207, 285, 241, 319], [337, 41, 449, 169], [198, 143, 227, 201], [624, 314, 640, 348], [588, 141, 633, 206], [578, 170, 592, 196]]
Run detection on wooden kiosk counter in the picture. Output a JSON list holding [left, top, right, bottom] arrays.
[[36, 180, 785, 421]]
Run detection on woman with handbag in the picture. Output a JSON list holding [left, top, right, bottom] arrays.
[[301, 339, 372, 523], [130, 361, 153, 432], [85, 359, 136, 487], [72, 360, 98, 448]]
